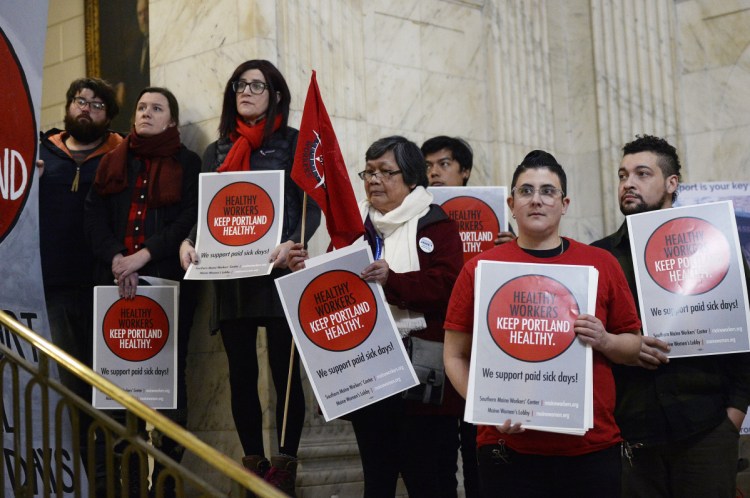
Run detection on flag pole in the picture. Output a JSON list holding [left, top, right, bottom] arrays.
[[280, 192, 307, 447]]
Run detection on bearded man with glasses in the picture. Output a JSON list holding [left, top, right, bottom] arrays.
[[36, 77, 122, 476]]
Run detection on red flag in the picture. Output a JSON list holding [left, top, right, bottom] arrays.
[[292, 71, 364, 249]]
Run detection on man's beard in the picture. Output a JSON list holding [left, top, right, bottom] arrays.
[[620, 191, 670, 216], [64, 114, 109, 144]]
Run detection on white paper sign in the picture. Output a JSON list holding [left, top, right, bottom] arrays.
[[275, 243, 418, 421], [429, 186, 509, 263], [627, 201, 750, 358], [93, 279, 179, 409], [185, 171, 284, 279], [466, 261, 596, 435]]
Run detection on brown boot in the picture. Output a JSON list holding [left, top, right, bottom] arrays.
[[265, 454, 298, 496], [241, 455, 270, 478]]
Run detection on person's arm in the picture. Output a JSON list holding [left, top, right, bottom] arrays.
[[443, 330, 472, 399], [444, 329, 472, 399], [574, 314, 641, 365], [84, 181, 127, 269]]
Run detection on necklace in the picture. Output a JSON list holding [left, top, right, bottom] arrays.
[[558, 238, 565, 255]]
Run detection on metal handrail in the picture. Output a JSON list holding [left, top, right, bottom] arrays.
[[0, 309, 287, 497]]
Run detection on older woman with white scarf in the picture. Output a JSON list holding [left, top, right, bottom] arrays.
[[349, 136, 464, 498]]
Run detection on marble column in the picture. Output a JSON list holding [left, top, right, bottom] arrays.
[[590, 0, 682, 233]]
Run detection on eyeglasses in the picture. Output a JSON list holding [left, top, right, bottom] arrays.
[[511, 185, 565, 204], [358, 170, 403, 181], [73, 97, 106, 112], [232, 80, 269, 95]]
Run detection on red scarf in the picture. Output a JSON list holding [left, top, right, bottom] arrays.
[[217, 115, 282, 172], [94, 126, 183, 207]]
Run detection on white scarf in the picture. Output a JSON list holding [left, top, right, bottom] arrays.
[[360, 186, 433, 336]]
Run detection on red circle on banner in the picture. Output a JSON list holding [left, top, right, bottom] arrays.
[[0, 29, 37, 245], [487, 275, 579, 362], [440, 196, 500, 263], [207, 182, 275, 246], [102, 295, 170, 361], [644, 217, 730, 295], [298, 270, 378, 352]]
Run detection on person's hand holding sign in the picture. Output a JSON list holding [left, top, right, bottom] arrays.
[[636, 335, 670, 370], [495, 419, 525, 434], [360, 259, 390, 286], [179, 239, 198, 271], [270, 240, 296, 269]]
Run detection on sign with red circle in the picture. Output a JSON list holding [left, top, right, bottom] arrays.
[[441, 196, 500, 262], [101, 295, 170, 361], [0, 28, 36, 245], [644, 217, 730, 295], [207, 182, 275, 246], [298, 270, 378, 351], [487, 275, 579, 362]]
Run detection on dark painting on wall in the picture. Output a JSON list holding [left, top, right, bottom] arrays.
[[85, 0, 149, 134]]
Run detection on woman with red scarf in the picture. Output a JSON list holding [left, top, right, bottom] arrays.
[[85, 86, 200, 495], [179, 60, 320, 495]]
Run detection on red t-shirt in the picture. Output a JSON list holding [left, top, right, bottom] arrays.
[[444, 238, 641, 456]]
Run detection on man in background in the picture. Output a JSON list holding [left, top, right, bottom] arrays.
[[592, 134, 750, 497], [422, 135, 515, 247], [38, 77, 122, 402]]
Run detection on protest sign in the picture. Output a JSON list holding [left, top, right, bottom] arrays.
[[466, 261, 596, 435], [93, 278, 178, 409], [185, 171, 283, 279], [429, 186, 508, 262], [275, 243, 418, 421], [1, 2, 85, 493], [628, 201, 750, 358]]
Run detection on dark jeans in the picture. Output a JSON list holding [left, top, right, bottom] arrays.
[[622, 416, 739, 498], [350, 395, 459, 498], [459, 420, 480, 498], [45, 285, 95, 474], [45, 285, 94, 401], [477, 442, 621, 498], [220, 317, 305, 457]]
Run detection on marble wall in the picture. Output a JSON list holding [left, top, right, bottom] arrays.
[[40, 0, 750, 496]]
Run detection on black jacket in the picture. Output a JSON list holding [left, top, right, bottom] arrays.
[[85, 145, 201, 285], [39, 129, 122, 287]]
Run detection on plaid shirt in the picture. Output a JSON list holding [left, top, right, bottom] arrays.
[[124, 160, 149, 255], [593, 221, 750, 445]]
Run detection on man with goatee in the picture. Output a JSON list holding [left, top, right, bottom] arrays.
[[592, 134, 750, 498], [38, 77, 121, 398]]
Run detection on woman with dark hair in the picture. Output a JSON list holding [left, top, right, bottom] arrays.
[[84, 86, 201, 495], [350, 136, 464, 497], [179, 59, 320, 495]]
